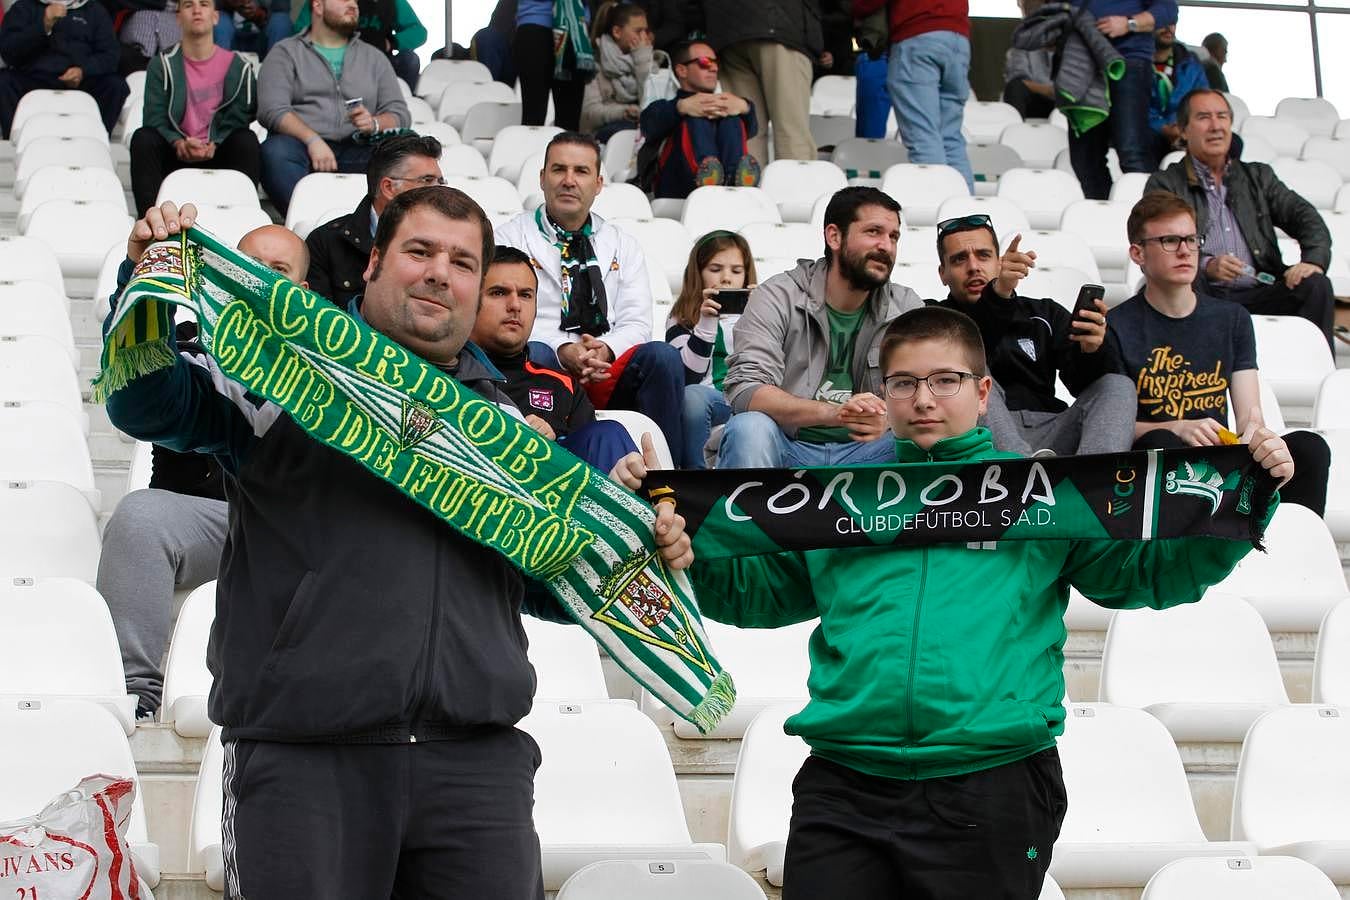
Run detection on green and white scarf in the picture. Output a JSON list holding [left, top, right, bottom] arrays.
[[93, 228, 736, 733], [552, 0, 596, 81]]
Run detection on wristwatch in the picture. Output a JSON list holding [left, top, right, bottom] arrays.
[[1127, 17, 1138, 32]]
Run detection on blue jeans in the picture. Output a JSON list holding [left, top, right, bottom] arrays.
[[716, 410, 895, 468], [855, 52, 890, 140], [1068, 57, 1155, 200], [682, 383, 732, 469], [887, 30, 973, 189], [557, 420, 636, 474], [654, 114, 751, 199], [260, 134, 374, 215], [213, 10, 291, 57], [606, 342, 688, 467]]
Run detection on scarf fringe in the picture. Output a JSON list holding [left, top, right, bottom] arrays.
[[686, 669, 737, 735], [91, 339, 177, 404]]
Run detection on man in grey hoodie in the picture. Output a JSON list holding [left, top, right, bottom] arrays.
[[256, 0, 408, 214], [718, 186, 924, 468]]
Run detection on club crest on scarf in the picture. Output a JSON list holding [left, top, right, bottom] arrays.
[[596, 549, 714, 676], [398, 399, 445, 452]]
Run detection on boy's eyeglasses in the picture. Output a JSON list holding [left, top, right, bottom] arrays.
[[936, 214, 992, 237], [883, 371, 978, 400], [1135, 233, 1205, 253]]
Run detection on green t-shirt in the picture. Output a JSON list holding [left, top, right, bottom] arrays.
[[314, 43, 348, 80], [797, 305, 865, 444]]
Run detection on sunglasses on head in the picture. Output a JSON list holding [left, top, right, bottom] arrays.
[[936, 213, 993, 237]]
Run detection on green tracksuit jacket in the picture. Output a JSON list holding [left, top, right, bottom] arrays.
[[691, 426, 1273, 780]]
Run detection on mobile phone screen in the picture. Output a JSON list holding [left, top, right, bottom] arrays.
[[716, 289, 750, 316], [1072, 284, 1105, 317]]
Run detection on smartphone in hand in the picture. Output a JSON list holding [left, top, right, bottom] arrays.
[[716, 289, 750, 316], [1071, 283, 1105, 319]]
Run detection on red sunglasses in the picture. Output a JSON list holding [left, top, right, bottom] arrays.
[[682, 56, 718, 70]]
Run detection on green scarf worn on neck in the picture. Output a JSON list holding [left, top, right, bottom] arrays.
[[552, 0, 596, 80], [93, 228, 735, 734]]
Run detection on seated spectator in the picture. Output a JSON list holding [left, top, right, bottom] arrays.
[[666, 230, 756, 469], [1201, 32, 1227, 91], [112, 0, 179, 75], [256, 0, 410, 215], [1148, 23, 1206, 162], [129, 0, 260, 215], [99, 222, 309, 719], [933, 217, 1137, 456], [717, 186, 923, 468], [496, 131, 689, 464], [1107, 191, 1329, 513], [638, 39, 759, 199], [1003, 0, 1055, 120], [306, 132, 442, 307], [470, 245, 638, 473], [293, 0, 426, 91], [0, 0, 128, 138], [581, 0, 658, 142], [1146, 88, 1336, 352], [213, 0, 291, 58]]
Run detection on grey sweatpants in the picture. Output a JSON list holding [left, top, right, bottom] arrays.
[[984, 374, 1137, 456], [96, 488, 228, 714]]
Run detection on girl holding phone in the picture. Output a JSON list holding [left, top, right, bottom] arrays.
[[665, 230, 757, 468]]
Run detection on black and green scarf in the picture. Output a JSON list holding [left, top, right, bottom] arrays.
[[537, 206, 610, 336]]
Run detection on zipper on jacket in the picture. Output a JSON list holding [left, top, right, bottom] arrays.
[[904, 544, 929, 758], [409, 537, 443, 742]]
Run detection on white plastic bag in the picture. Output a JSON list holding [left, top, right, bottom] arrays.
[[0, 775, 144, 899], [639, 50, 677, 111]]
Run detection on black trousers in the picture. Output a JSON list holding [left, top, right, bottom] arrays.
[[1206, 272, 1337, 354], [513, 23, 585, 130], [1134, 426, 1331, 516], [782, 750, 1068, 900], [1002, 79, 1055, 121], [129, 126, 262, 215], [221, 728, 544, 900], [0, 69, 129, 137]]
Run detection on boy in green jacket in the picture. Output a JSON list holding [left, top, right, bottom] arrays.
[[618, 305, 1293, 899]]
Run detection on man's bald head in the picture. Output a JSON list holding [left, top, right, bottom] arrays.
[[238, 225, 311, 286]]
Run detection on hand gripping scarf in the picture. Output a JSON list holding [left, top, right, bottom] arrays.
[[92, 227, 736, 733], [537, 207, 610, 336]]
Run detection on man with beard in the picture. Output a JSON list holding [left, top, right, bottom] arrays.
[[256, 0, 408, 215], [1147, 23, 1207, 162], [717, 186, 924, 468]]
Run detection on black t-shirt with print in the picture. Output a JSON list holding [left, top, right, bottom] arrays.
[[1106, 291, 1258, 425]]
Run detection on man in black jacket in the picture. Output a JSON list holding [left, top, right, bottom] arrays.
[[306, 132, 443, 308], [105, 189, 691, 898], [933, 215, 1136, 456], [1145, 88, 1335, 351], [0, 0, 128, 136]]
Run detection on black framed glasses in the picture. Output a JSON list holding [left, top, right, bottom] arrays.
[[883, 371, 978, 400], [936, 214, 992, 237], [1136, 233, 1205, 253]]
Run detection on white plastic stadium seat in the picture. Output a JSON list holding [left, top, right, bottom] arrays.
[[726, 704, 811, 886], [1231, 705, 1350, 882], [417, 58, 492, 99], [0, 699, 160, 888], [189, 727, 226, 891], [558, 859, 767, 900], [934, 195, 1031, 239], [14, 136, 114, 198], [1337, 119, 1350, 140], [1339, 183, 1350, 212], [963, 100, 1023, 144], [1109, 172, 1152, 206], [1210, 503, 1349, 633], [1012, 231, 1101, 281], [414, 120, 461, 149], [1098, 593, 1288, 741], [1270, 157, 1341, 210], [1313, 600, 1350, 706], [1250, 313, 1334, 412], [436, 79, 515, 130], [523, 615, 608, 701], [0, 481, 100, 582], [966, 142, 1023, 195], [461, 101, 523, 153], [0, 334, 85, 420], [194, 205, 273, 249], [93, 243, 127, 321], [160, 581, 217, 737], [125, 441, 153, 495], [880, 163, 968, 227], [1039, 876, 1067, 900], [0, 235, 67, 296], [156, 167, 261, 210], [17, 166, 126, 233], [681, 186, 782, 237], [523, 701, 723, 890], [1312, 367, 1350, 428], [996, 168, 1084, 230], [1064, 586, 1114, 631], [24, 199, 134, 279], [999, 122, 1069, 169], [809, 74, 856, 116], [895, 225, 939, 268], [759, 159, 847, 223], [1240, 117, 1310, 159], [442, 174, 523, 219], [611, 217, 693, 295], [751, 256, 797, 280], [1275, 96, 1340, 137], [1321, 430, 1350, 544], [738, 222, 822, 265], [15, 111, 110, 152], [488, 124, 563, 184], [439, 142, 490, 178], [831, 137, 908, 185], [1051, 703, 1256, 889], [1017, 266, 1097, 312], [1300, 136, 1350, 181], [514, 149, 547, 209], [0, 578, 136, 734], [405, 95, 435, 126], [1141, 855, 1341, 900], [1058, 199, 1134, 300], [11, 89, 102, 143], [591, 182, 653, 221], [602, 128, 638, 183], [889, 262, 947, 302], [808, 114, 856, 151], [284, 173, 367, 234], [1225, 93, 1251, 130], [0, 404, 95, 496], [595, 410, 674, 468], [0, 281, 77, 365]]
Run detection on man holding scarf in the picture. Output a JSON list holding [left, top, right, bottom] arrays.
[[102, 190, 692, 899], [496, 131, 690, 465]]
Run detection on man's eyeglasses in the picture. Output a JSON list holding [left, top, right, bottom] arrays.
[[390, 174, 448, 187], [1135, 233, 1205, 253], [936, 213, 992, 237], [883, 371, 978, 400], [681, 56, 718, 70]]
